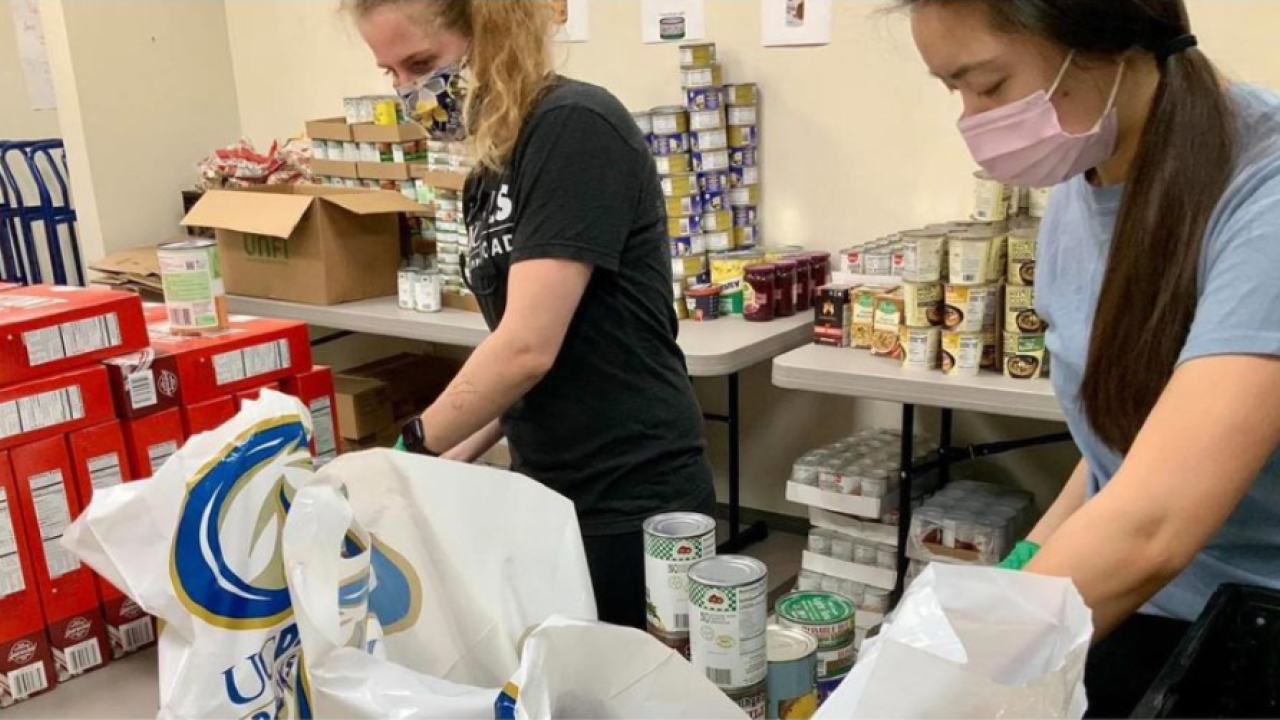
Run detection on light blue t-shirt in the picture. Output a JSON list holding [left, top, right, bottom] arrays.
[[1037, 84, 1280, 621]]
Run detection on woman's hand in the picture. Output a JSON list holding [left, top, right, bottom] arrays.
[[1027, 354, 1280, 637]]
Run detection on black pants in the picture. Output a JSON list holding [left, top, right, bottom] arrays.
[[582, 493, 718, 629], [1085, 613, 1191, 719]]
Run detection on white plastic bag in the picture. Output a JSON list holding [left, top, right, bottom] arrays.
[[506, 616, 746, 720], [816, 564, 1093, 719], [282, 450, 598, 719], [64, 391, 316, 719]]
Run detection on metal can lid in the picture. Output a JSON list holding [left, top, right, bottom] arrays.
[[643, 512, 716, 540], [687, 555, 766, 587], [767, 626, 818, 662], [776, 591, 856, 625]]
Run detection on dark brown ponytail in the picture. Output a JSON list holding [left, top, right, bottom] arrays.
[[899, 0, 1236, 452]]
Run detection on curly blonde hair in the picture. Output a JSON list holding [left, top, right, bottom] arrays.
[[348, 0, 554, 170]]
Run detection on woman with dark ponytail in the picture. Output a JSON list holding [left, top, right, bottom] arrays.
[[904, 0, 1280, 715]]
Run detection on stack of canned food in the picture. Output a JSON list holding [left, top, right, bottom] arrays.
[[396, 258, 443, 314], [817, 171, 1052, 379], [425, 140, 472, 173], [906, 480, 1036, 567], [788, 429, 937, 502], [432, 189, 468, 297], [343, 94, 405, 126]]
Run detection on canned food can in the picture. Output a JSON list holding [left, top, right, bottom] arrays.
[[686, 269, 712, 289], [942, 331, 983, 377], [666, 194, 705, 219], [775, 592, 856, 655], [734, 225, 761, 248], [702, 210, 733, 233], [662, 173, 699, 198], [670, 234, 708, 257], [632, 111, 654, 136], [693, 128, 730, 152], [688, 556, 769, 689], [986, 229, 1009, 285], [767, 627, 819, 720], [693, 149, 731, 173], [815, 641, 856, 680], [731, 166, 761, 188], [733, 205, 759, 228], [744, 264, 777, 323], [947, 230, 999, 285], [706, 231, 735, 252], [686, 284, 722, 322], [690, 108, 727, 131], [157, 239, 229, 334], [645, 513, 717, 639], [972, 170, 1009, 222], [863, 587, 891, 613], [413, 270, 442, 313], [943, 284, 996, 333], [1007, 227, 1038, 286], [342, 141, 360, 162], [727, 682, 768, 720], [682, 63, 723, 89], [728, 105, 759, 127], [686, 86, 724, 111], [864, 246, 893, 277], [699, 170, 731, 194], [730, 185, 762, 206], [816, 673, 848, 706], [652, 106, 690, 135], [672, 254, 709, 280], [730, 147, 759, 168], [398, 269, 418, 310], [1006, 285, 1044, 334], [670, 215, 703, 237], [343, 97, 360, 125], [655, 153, 692, 176], [702, 190, 728, 211], [728, 125, 760, 149], [680, 41, 718, 69], [1029, 187, 1053, 218], [900, 229, 946, 283], [1004, 332, 1047, 379], [901, 282, 943, 328], [373, 97, 401, 126], [725, 83, 760, 106], [652, 132, 691, 156]]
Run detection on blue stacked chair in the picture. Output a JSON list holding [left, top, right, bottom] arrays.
[[0, 139, 83, 286]]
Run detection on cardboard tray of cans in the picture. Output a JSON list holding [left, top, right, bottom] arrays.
[[786, 480, 898, 521], [808, 507, 899, 547], [801, 550, 897, 592]]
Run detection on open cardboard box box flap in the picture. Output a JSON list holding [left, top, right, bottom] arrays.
[[180, 185, 422, 238]]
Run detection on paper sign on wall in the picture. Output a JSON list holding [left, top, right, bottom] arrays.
[[552, 0, 590, 43], [641, 0, 707, 44], [762, 0, 833, 47], [9, 0, 57, 111]]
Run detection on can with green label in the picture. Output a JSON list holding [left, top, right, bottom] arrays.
[[775, 591, 857, 679], [157, 239, 228, 335]]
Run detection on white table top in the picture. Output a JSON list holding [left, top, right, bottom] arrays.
[[227, 295, 813, 378], [773, 344, 1065, 422]]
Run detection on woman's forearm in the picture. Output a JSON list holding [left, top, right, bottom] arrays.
[[1027, 458, 1089, 545], [443, 419, 505, 463]]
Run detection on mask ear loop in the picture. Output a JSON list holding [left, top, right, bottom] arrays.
[[1046, 50, 1077, 99]]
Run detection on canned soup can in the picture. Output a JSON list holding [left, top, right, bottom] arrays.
[[693, 128, 730, 152], [652, 106, 690, 135], [680, 42, 717, 69], [686, 86, 724, 111], [767, 626, 819, 720], [157, 239, 229, 334], [725, 83, 760, 106], [645, 513, 717, 640], [663, 173, 699, 198], [655, 153, 692, 176], [688, 556, 769, 690], [690, 108, 727, 131]]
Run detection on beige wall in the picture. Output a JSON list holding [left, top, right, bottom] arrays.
[[0, 0, 61, 142], [222, 0, 1279, 516]]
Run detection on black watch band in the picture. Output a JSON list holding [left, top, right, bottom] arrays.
[[400, 418, 438, 457]]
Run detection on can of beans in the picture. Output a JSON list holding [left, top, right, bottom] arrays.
[[728, 683, 768, 720], [734, 225, 761, 249], [644, 513, 717, 652], [730, 185, 762, 206], [669, 234, 707, 258], [733, 205, 758, 228], [688, 556, 769, 690], [706, 231, 735, 252], [766, 626, 819, 720], [632, 111, 654, 136]]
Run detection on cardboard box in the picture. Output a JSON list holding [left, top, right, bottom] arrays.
[[122, 409, 184, 479], [10, 437, 110, 680], [146, 317, 312, 405], [0, 366, 117, 453], [101, 349, 182, 420], [180, 186, 422, 305], [181, 396, 236, 438], [305, 117, 354, 142], [0, 450, 57, 705], [356, 162, 422, 181], [351, 122, 427, 143], [64, 423, 155, 659], [411, 166, 467, 192], [0, 285, 148, 386], [281, 366, 341, 466], [311, 159, 360, 179], [333, 376, 392, 441], [344, 353, 461, 420]]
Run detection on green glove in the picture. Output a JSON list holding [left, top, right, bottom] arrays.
[[998, 540, 1041, 571], [393, 436, 406, 451]]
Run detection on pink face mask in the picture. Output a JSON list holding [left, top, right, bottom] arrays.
[[958, 51, 1126, 188]]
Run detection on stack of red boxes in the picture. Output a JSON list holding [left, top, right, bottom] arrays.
[[0, 289, 342, 708]]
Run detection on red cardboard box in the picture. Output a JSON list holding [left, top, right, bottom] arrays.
[[0, 365, 116, 453], [146, 317, 312, 405], [10, 437, 109, 680], [122, 409, 184, 479], [282, 366, 341, 466], [65, 423, 156, 659], [235, 381, 281, 408], [0, 285, 148, 387], [182, 396, 237, 438], [100, 349, 182, 420], [0, 450, 57, 705]]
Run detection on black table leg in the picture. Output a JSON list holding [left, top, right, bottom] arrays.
[[894, 403, 916, 600], [713, 372, 768, 554], [940, 408, 954, 487]]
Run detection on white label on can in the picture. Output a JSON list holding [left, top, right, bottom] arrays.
[[397, 271, 416, 310], [309, 397, 338, 465], [973, 177, 1009, 222], [729, 187, 756, 206], [87, 453, 124, 491], [684, 68, 716, 87], [414, 274, 442, 313], [29, 470, 79, 579], [0, 385, 85, 440], [213, 340, 291, 386], [1030, 187, 1053, 218], [0, 488, 24, 598], [690, 110, 723, 131], [904, 238, 944, 283], [653, 114, 683, 135], [690, 578, 768, 688], [24, 313, 123, 367], [735, 166, 760, 186], [644, 530, 716, 634], [904, 330, 939, 369], [147, 441, 179, 475], [695, 129, 728, 151], [698, 151, 730, 172], [948, 242, 991, 285], [679, 48, 694, 66], [706, 232, 733, 252], [728, 106, 758, 127]]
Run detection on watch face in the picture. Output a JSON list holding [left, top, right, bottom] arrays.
[[402, 418, 426, 451]]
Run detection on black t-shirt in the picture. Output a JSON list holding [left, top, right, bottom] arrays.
[[463, 78, 714, 535]]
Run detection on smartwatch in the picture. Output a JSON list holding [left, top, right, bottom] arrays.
[[400, 417, 439, 457]]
